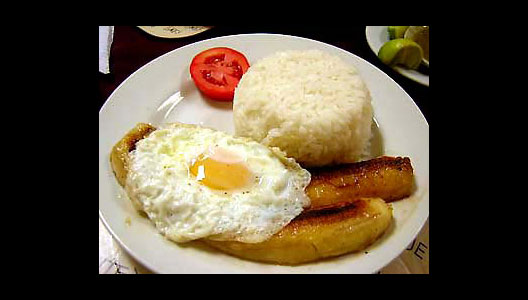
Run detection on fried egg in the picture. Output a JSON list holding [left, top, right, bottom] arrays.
[[125, 123, 311, 243]]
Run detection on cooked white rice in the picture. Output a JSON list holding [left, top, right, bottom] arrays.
[[233, 49, 373, 167]]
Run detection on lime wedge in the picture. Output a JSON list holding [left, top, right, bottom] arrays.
[[404, 26, 429, 64], [388, 26, 409, 39], [378, 38, 423, 70]]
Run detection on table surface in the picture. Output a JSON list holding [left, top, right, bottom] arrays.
[[98, 26, 429, 274]]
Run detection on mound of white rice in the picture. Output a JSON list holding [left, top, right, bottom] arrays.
[[233, 49, 373, 167]]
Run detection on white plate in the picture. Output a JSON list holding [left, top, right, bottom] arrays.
[[365, 26, 429, 87], [99, 33, 429, 274]]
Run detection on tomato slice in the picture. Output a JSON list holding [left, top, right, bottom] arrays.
[[190, 47, 250, 101]]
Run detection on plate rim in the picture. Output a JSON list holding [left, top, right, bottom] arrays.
[[99, 32, 429, 273]]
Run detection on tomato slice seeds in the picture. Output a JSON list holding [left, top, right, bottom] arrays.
[[190, 47, 250, 101]]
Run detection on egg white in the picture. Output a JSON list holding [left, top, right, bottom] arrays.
[[125, 123, 311, 243]]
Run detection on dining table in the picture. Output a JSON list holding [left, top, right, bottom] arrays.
[[98, 25, 429, 274]]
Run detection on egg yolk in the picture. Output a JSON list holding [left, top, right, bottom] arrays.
[[189, 149, 251, 191]]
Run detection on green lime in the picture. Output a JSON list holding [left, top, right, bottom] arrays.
[[378, 38, 423, 70], [404, 26, 429, 64], [388, 26, 409, 39]]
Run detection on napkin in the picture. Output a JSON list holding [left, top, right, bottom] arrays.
[[99, 26, 114, 74]]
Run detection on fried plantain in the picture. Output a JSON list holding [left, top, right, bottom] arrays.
[[202, 197, 392, 265], [306, 156, 414, 208], [110, 123, 156, 187]]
